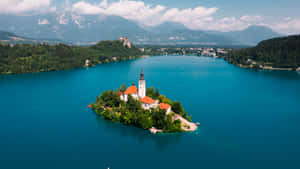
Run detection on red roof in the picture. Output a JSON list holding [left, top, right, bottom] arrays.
[[140, 96, 156, 104], [159, 103, 170, 110], [124, 85, 138, 94]]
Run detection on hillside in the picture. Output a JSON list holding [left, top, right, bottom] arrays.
[[91, 40, 142, 58], [223, 25, 282, 45], [0, 39, 143, 74], [0, 31, 16, 40], [0, 30, 66, 44], [146, 22, 189, 34], [140, 29, 236, 45], [225, 35, 300, 70]]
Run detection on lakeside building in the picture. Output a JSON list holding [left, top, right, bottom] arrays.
[[119, 37, 132, 48], [159, 103, 171, 114], [120, 84, 138, 102], [140, 96, 158, 110], [120, 69, 171, 114]]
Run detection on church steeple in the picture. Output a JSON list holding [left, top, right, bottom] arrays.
[[138, 68, 146, 98], [140, 68, 144, 80]]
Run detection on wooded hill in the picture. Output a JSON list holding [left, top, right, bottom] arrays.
[[0, 40, 143, 74], [225, 35, 300, 69]]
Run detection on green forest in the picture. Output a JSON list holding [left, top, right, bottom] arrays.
[[225, 35, 300, 69], [91, 85, 192, 133], [0, 40, 143, 74]]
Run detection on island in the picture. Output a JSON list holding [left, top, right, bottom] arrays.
[[90, 69, 199, 134]]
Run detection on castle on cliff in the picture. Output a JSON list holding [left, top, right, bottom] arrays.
[[120, 37, 132, 48]]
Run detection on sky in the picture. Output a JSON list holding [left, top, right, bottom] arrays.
[[0, 0, 300, 34]]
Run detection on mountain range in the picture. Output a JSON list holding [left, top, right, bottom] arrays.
[[0, 13, 282, 46], [0, 31, 66, 44]]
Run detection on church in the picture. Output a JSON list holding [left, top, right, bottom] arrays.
[[120, 69, 171, 114]]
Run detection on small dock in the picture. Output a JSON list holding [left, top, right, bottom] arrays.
[[149, 127, 163, 134]]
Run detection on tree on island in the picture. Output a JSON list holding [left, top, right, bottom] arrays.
[[172, 101, 191, 121], [99, 90, 121, 107], [171, 101, 184, 114], [120, 83, 127, 92], [151, 108, 182, 132], [137, 110, 153, 129], [126, 94, 141, 113], [146, 87, 160, 99], [158, 95, 172, 105]]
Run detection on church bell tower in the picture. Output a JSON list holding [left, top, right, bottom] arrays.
[[138, 68, 146, 98]]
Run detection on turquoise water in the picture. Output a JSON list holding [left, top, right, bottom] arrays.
[[1, 55, 300, 169]]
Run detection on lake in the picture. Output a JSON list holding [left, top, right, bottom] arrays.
[[1, 55, 300, 169]]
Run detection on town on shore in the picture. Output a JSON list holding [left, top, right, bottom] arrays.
[[141, 35, 300, 71], [91, 69, 199, 134], [141, 46, 228, 58]]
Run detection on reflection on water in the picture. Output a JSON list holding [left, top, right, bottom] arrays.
[[253, 69, 300, 79], [94, 115, 182, 150]]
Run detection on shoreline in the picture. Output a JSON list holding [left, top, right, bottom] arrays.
[[149, 114, 199, 134], [174, 114, 198, 132], [261, 66, 293, 71], [2, 55, 297, 75], [0, 55, 147, 75], [140, 55, 150, 58], [237, 63, 294, 71]]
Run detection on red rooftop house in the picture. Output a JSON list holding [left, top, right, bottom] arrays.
[[140, 96, 159, 110], [120, 84, 138, 102], [159, 103, 171, 114]]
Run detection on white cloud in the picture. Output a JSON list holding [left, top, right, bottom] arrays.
[[72, 13, 85, 28], [72, 1, 104, 15], [0, 0, 55, 14], [57, 12, 69, 24], [161, 7, 217, 28], [211, 17, 247, 31], [38, 18, 50, 25], [70, 0, 300, 34], [1, 0, 299, 34], [102, 0, 166, 26], [240, 15, 263, 22], [271, 18, 300, 34], [71, 0, 216, 26], [284, 17, 292, 21]]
